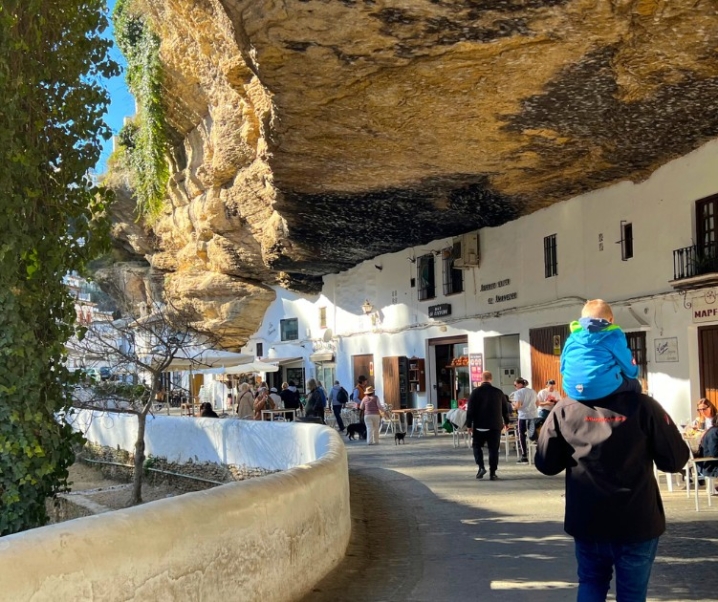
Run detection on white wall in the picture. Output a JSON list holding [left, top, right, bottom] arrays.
[[0, 412, 351, 602], [243, 139, 718, 423]]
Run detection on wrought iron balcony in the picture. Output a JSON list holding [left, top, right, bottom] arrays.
[[672, 243, 718, 287]]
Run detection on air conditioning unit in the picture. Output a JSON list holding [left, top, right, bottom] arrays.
[[453, 233, 480, 268]]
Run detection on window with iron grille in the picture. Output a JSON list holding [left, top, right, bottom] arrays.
[[280, 318, 298, 341], [544, 234, 558, 278], [417, 254, 435, 301], [442, 242, 464, 295], [256, 342, 264, 358], [626, 331, 647, 389]]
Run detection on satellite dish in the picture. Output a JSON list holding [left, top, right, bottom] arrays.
[[323, 328, 334, 342]]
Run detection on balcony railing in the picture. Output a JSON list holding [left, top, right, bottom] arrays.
[[673, 243, 718, 281]]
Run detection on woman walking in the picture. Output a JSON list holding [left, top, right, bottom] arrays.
[[236, 382, 254, 419], [360, 386, 382, 445]]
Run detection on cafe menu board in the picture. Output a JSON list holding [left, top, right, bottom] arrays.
[[469, 353, 484, 389]]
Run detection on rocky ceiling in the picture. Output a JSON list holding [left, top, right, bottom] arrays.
[[106, 0, 718, 347]]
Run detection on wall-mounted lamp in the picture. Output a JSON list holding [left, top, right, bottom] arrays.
[[407, 256, 416, 263], [374, 264, 383, 271], [361, 300, 374, 315]]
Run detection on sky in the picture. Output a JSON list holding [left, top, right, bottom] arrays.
[[96, 0, 135, 175]]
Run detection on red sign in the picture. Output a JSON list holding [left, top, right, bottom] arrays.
[[469, 353, 483, 389]]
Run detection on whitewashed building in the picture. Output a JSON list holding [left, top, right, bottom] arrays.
[[243, 139, 718, 423]]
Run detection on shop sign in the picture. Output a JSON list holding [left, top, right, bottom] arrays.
[[429, 303, 452, 318], [654, 337, 679, 363], [693, 305, 718, 323]]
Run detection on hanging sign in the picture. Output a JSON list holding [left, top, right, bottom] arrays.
[[429, 303, 452, 318]]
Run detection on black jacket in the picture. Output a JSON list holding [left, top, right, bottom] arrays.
[[536, 392, 689, 543], [466, 382, 510, 431], [697, 426, 718, 477]]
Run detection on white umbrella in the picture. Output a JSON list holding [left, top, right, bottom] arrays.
[[196, 362, 279, 375], [160, 348, 255, 371]]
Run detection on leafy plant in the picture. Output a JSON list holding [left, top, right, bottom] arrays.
[[0, 0, 118, 535], [113, 0, 169, 220]]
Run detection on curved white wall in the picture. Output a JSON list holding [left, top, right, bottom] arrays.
[[0, 412, 351, 602]]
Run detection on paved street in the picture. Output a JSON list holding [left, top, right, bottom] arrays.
[[303, 431, 717, 602]]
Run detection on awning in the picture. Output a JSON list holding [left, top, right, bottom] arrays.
[[158, 348, 255, 372], [196, 362, 279, 375], [309, 352, 334, 363], [262, 357, 304, 366]]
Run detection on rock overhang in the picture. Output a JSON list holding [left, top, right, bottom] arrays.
[[105, 0, 718, 346]]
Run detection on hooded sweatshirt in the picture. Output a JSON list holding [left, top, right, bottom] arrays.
[[536, 392, 688, 542], [560, 318, 638, 401]]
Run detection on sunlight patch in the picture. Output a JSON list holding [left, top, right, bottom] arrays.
[[491, 580, 577, 591]]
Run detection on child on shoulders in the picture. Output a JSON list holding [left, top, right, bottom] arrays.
[[560, 299, 641, 400]]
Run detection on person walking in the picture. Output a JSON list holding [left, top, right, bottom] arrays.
[[465, 371, 510, 481], [235, 382, 254, 419], [512, 377, 538, 463], [360, 386, 382, 445], [535, 390, 689, 602], [328, 380, 348, 432]]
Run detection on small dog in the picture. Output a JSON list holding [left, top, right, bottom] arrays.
[[346, 423, 367, 440], [394, 431, 406, 445]]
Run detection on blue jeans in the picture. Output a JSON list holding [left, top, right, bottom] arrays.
[[574, 537, 659, 602]]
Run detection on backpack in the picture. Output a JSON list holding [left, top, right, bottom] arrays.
[[336, 387, 349, 405]]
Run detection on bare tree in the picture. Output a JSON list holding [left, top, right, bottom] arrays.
[[68, 300, 228, 505]]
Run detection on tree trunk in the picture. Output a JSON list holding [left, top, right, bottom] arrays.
[[130, 409, 147, 505]]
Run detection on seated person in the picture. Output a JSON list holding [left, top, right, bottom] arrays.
[[693, 398, 717, 430], [199, 402, 219, 418], [536, 379, 561, 426], [697, 422, 718, 477], [561, 299, 641, 400]]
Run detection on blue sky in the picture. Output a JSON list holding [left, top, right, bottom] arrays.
[[96, 0, 135, 174]]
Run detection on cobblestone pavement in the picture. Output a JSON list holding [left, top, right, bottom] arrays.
[[302, 432, 718, 602]]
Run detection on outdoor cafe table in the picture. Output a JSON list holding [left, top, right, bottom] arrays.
[[389, 408, 413, 433], [261, 408, 296, 421]]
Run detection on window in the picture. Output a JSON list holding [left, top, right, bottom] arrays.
[[442, 242, 463, 295], [620, 221, 633, 260], [697, 196, 717, 250], [319, 306, 327, 329], [544, 234, 558, 278], [256, 342, 263, 358], [280, 318, 298, 341], [417, 254, 435, 301], [626, 332, 647, 391]]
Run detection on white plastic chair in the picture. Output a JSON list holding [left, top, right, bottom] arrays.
[[687, 450, 718, 511], [410, 411, 424, 437]]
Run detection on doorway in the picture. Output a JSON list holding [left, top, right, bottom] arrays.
[[429, 337, 469, 409], [699, 325, 718, 406]]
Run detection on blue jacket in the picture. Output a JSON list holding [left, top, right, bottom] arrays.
[[560, 318, 638, 400]]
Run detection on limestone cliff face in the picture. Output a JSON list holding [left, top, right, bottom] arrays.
[[108, 0, 718, 347]]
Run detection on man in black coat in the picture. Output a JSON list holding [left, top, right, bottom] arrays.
[[465, 371, 510, 481], [536, 392, 689, 601]]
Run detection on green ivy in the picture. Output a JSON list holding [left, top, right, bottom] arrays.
[[113, 0, 169, 220], [0, 0, 117, 535]]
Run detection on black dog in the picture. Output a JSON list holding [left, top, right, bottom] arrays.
[[394, 432, 406, 445], [346, 422, 367, 440]]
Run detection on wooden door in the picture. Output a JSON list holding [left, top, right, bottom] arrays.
[[383, 357, 401, 408], [352, 354, 374, 388], [529, 325, 570, 394], [699, 326, 718, 406]]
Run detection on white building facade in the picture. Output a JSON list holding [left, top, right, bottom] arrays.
[[243, 139, 718, 423]]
